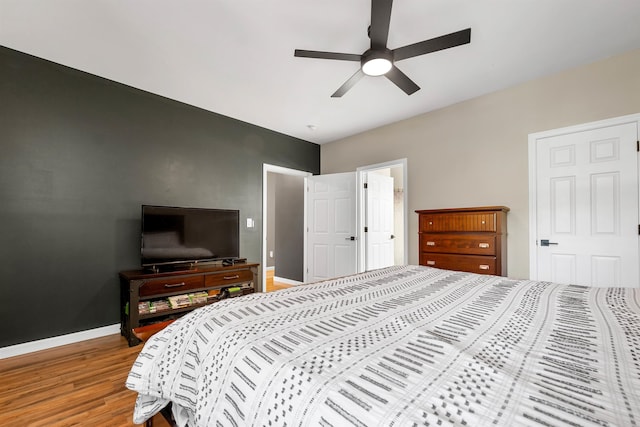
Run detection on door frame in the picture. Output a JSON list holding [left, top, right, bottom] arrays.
[[527, 113, 640, 280], [357, 158, 408, 272], [262, 164, 312, 291]]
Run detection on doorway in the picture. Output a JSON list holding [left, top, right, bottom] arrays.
[[262, 165, 311, 292], [263, 159, 407, 289]]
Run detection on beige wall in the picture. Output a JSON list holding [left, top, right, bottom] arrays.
[[321, 48, 640, 279]]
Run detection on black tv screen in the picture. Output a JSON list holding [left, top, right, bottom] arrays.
[[141, 205, 240, 267]]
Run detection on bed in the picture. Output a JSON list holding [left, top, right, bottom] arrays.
[[126, 265, 640, 426]]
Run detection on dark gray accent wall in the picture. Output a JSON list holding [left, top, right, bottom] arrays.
[[0, 46, 320, 347]]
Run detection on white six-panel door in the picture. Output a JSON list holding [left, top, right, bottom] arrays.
[[365, 172, 395, 270], [533, 120, 639, 287], [305, 173, 357, 282]]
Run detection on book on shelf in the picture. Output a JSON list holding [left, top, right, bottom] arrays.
[[139, 299, 171, 314], [168, 294, 191, 309], [138, 301, 150, 314], [168, 292, 210, 308], [153, 300, 170, 311], [189, 291, 208, 304]]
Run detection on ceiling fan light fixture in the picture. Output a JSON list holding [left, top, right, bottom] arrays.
[[362, 58, 392, 76], [361, 49, 393, 76]]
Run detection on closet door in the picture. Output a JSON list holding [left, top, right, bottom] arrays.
[[533, 121, 638, 287]]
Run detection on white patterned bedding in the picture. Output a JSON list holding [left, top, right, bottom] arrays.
[[126, 265, 640, 426]]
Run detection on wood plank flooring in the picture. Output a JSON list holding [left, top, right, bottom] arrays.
[[265, 268, 293, 292], [0, 334, 170, 427], [0, 284, 293, 426]]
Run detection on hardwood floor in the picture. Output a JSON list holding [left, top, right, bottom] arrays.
[[265, 268, 293, 292], [0, 334, 170, 427], [0, 284, 295, 426]]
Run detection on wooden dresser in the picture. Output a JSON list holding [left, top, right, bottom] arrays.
[[416, 206, 509, 276]]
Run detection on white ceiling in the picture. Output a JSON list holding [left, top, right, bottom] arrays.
[[1, 1, 639, 144]]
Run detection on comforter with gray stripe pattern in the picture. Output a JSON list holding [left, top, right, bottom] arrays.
[[126, 265, 640, 426]]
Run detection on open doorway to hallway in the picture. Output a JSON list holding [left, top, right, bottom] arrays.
[[263, 165, 310, 292], [262, 159, 407, 291]]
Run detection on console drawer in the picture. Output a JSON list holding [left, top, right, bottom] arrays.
[[420, 234, 496, 256], [420, 253, 497, 275], [139, 275, 205, 297], [419, 212, 497, 232], [205, 269, 254, 287]]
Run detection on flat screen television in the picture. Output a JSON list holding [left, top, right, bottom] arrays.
[[141, 205, 240, 268]]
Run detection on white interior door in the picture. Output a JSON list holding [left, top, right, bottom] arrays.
[[534, 121, 639, 287], [305, 172, 357, 282], [365, 172, 395, 270]]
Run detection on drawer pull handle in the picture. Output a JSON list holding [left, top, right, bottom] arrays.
[[223, 275, 240, 280], [426, 260, 436, 266], [426, 241, 436, 246], [479, 265, 490, 270], [164, 282, 186, 288], [478, 243, 490, 248], [428, 221, 433, 225]]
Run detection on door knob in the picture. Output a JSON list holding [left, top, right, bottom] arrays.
[[345, 236, 357, 241], [540, 239, 558, 247], [390, 234, 395, 239]]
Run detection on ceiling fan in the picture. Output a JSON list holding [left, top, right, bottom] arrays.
[[294, 0, 471, 97]]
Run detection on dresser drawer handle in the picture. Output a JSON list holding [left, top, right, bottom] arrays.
[[479, 265, 490, 270], [223, 275, 240, 280], [426, 260, 436, 266], [426, 241, 436, 246], [478, 243, 490, 248], [164, 282, 186, 288]]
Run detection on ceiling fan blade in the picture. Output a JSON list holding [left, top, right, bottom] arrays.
[[369, 0, 393, 49], [385, 65, 420, 95], [332, 69, 365, 98], [393, 28, 471, 61], [294, 49, 361, 61]]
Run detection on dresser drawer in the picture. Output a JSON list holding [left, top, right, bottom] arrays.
[[420, 234, 497, 256], [205, 268, 254, 287], [420, 253, 497, 275], [419, 212, 497, 232], [139, 275, 205, 297]]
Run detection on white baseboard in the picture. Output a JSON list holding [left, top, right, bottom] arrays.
[[0, 324, 121, 359], [274, 276, 304, 286]]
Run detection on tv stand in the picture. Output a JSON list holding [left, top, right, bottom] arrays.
[[119, 262, 259, 346]]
